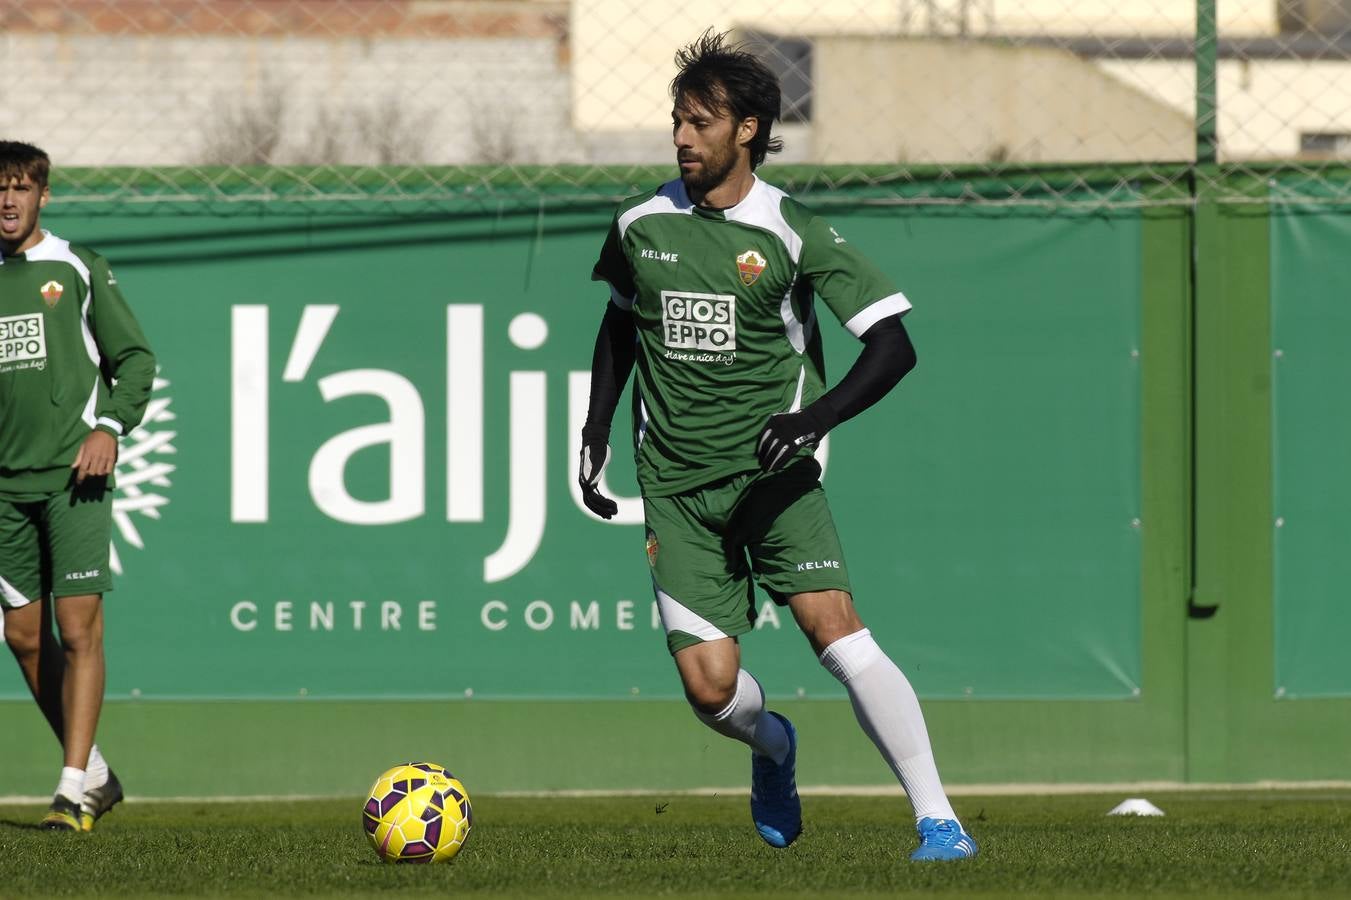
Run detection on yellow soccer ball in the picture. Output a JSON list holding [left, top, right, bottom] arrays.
[[361, 762, 472, 864]]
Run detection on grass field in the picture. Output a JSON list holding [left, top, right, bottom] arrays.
[[2, 790, 1350, 898]]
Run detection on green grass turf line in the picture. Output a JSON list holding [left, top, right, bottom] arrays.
[[2, 791, 1349, 898]]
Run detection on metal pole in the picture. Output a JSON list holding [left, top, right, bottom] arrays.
[[1196, 0, 1218, 164]]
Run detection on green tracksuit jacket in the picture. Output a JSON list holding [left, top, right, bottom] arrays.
[[0, 230, 156, 495]]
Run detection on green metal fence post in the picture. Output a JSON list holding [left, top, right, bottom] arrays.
[[1196, 0, 1218, 164]]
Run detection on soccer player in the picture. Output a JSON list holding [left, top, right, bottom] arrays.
[[0, 141, 155, 830], [577, 33, 977, 860]]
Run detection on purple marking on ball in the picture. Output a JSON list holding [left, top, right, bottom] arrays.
[[379, 792, 403, 816], [425, 817, 443, 846], [364, 798, 381, 816], [398, 853, 435, 865], [422, 798, 443, 822], [362, 814, 379, 834]]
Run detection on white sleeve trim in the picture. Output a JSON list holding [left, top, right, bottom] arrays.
[[843, 291, 912, 338], [96, 416, 124, 435], [606, 283, 635, 311]]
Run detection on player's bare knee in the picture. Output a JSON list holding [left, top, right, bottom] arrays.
[[673, 638, 741, 713], [1, 608, 42, 659], [56, 622, 104, 656], [5, 628, 41, 661], [682, 673, 738, 715], [791, 589, 864, 653], [59, 634, 97, 657], [684, 682, 736, 715], [54, 595, 103, 647], [811, 618, 864, 651]]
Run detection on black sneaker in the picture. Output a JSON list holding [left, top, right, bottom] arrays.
[[80, 770, 124, 832], [40, 795, 82, 831]]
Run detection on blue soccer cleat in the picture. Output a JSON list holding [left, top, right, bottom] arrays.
[[750, 711, 801, 848], [910, 817, 979, 860]]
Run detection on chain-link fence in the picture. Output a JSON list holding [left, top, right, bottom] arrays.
[[2, 0, 1349, 211]]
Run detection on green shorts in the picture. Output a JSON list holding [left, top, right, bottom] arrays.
[[0, 482, 114, 607], [643, 457, 850, 654]]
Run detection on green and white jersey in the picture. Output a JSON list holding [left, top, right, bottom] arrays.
[[593, 176, 910, 497], [0, 230, 156, 495]]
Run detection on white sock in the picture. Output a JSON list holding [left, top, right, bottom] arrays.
[[56, 767, 85, 804], [86, 745, 109, 790], [693, 668, 791, 765], [819, 628, 958, 824]]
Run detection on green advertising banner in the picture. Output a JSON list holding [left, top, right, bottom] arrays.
[[1271, 200, 1351, 698], [1, 198, 1142, 701]]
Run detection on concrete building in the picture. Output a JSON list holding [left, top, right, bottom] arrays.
[[0, 0, 580, 167], [0, 0, 1347, 169], [572, 0, 1351, 164]]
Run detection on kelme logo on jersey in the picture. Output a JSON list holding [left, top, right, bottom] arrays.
[[736, 250, 766, 286], [645, 531, 659, 567], [0, 312, 47, 373], [40, 280, 64, 307], [660, 290, 736, 354]]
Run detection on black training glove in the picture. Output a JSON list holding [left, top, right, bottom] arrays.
[[755, 405, 837, 471], [578, 429, 619, 519]]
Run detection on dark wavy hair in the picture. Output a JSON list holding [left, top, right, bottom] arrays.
[[670, 30, 783, 169], [0, 141, 50, 188]]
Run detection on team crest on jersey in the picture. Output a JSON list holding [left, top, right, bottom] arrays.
[[40, 280, 64, 307], [736, 250, 766, 286], [645, 531, 659, 567]]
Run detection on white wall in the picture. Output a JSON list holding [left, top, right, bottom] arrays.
[[812, 37, 1194, 164], [0, 33, 584, 167], [5, 3, 1344, 170], [991, 0, 1274, 36], [572, 0, 1283, 132], [1103, 58, 1351, 159]]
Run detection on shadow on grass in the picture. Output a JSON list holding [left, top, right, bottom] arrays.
[[0, 819, 47, 830]]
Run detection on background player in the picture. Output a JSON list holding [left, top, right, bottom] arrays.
[[0, 140, 155, 830], [576, 31, 977, 861]]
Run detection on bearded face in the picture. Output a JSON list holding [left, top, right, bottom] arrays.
[[672, 95, 748, 196], [677, 126, 739, 193]]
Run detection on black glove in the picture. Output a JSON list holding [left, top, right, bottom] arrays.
[[755, 404, 837, 471], [578, 428, 619, 519]]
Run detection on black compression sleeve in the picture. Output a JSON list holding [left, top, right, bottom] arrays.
[[582, 301, 637, 442], [809, 316, 916, 428]]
